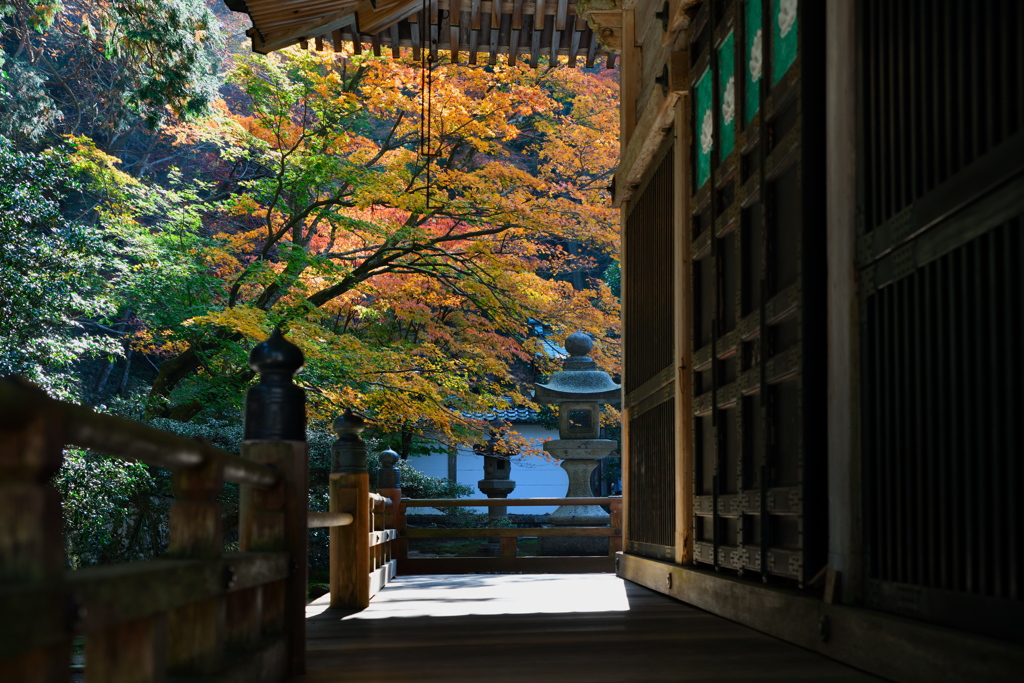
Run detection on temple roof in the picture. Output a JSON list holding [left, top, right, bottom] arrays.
[[224, 0, 615, 68]]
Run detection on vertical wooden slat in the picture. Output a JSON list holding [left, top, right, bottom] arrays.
[[450, 0, 462, 62], [895, 0, 907, 214], [883, 0, 895, 222], [530, 0, 543, 68], [937, 254, 951, 591], [986, 231, 1002, 597], [390, 23, 401, 58], [85, 616, 166, 683], [225, 588, 262, 651], [488, 0, 500, 65], [568, 25, 581, 67], [922, 262, 936, 589], [409, 10, 422, 61], [1008, 222, 1022, 601], [970, 239, 984, 595], [166, 454, 225, 675]]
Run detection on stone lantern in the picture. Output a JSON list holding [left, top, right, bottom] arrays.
[[475, 420, 517, 556], [533, 331, 621, 554]]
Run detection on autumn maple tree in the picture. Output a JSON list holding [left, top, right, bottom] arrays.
[[134, 48, 620, 445]]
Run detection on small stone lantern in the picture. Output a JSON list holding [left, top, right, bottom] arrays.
[[533, 332, 621, 554], [475, 421, 517, 555]]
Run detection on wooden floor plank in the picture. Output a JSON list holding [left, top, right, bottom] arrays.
[[300, 575, 884, 682]]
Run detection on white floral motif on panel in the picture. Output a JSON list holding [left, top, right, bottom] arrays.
[[700, 108, 714, 155], [749, 29, 763, 83], [778, 0, 797, 38], [722, 75, 736, 125]]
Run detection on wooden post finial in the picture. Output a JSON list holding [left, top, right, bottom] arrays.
[[244, 328, 306, 441]]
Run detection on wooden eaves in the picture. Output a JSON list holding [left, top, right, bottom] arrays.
[[224, 0, 618, 68]]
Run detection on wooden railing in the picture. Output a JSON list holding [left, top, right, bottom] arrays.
[[397, 496, 623, 574], [322, 412, 400, 611], [0, 330, 388, 681], [0, 330, 616, 680], [0, 372, 307, 681]]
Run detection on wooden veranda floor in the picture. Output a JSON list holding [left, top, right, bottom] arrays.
[[300, 575, 884, 682]]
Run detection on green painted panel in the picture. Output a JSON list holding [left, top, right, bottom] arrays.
[[718, 31, 736, 158], [744, 0, 762, 125], [772, 0, 798, 84], [695, 67, 713, 189]]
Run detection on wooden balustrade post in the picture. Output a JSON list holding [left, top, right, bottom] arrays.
[[378, 449, 402, 580], [164, 451, 225, 676], [329, 409, 370, 610], [0, 380, 70, 682], [395, 497, 408, 569], [609, 496, 623, 557], [238, 330, 308, 677]]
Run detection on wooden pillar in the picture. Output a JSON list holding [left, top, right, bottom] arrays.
[[673, 91, 694, 566], [238, 329, 308, 676], [608, 496, 623, 556], [329, 409, 370, 610], [826, 0, 860, 603], [0, 380, 71, 682], [619, 197, 631, 559]]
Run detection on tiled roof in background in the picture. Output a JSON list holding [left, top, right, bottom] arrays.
[[463, 406, 540, 423]]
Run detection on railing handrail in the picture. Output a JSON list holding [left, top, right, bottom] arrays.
[[368, 492, 392, 507], [402, 496, 621, 508], [0, 377, 279, 489], [307, 511, 354, 528]]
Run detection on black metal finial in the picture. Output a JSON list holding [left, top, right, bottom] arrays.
[[248, 328, 304, 377], [331, 408, 368, 472], [244, 328, 306, 440], [377, 448, 401, 488]]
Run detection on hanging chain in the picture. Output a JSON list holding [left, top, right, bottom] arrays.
[[417, 0, 441, 209]]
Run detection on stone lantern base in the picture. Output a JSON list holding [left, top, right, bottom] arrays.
[[539, 439, 616, 557]]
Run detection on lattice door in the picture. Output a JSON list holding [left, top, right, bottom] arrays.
[[858, 0, 1024, 643], [687, 0, 826, 585]]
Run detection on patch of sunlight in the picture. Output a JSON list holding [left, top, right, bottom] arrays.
[[306, 574, 631, 620]]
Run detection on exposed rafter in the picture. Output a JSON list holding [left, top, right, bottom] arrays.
[[227, 0, 616, 68]]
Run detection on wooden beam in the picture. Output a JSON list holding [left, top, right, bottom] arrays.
[[250, 9, 359, 54], [619, 9, 638, 146], [403, 497, 619, 507], [407, 527, 618, 538], [614, 50, 688, 208], [618, 553, 1024, 683], [357, 0, 423, 35]]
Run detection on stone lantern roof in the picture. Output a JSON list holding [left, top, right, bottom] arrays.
[[533, 332, 621, 406]]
